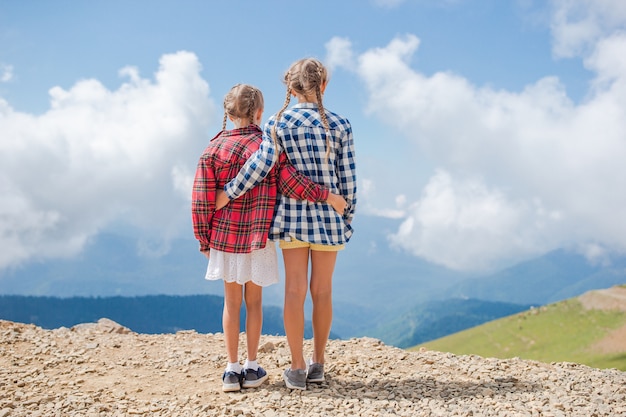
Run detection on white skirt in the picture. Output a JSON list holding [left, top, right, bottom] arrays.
[[205, 241, 279, 287]]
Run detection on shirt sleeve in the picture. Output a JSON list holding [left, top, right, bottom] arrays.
[[276, 153, 329, 202], [224, 127, 278, 199], [336, 122, 357, 221], [191, 155, 216, 252]]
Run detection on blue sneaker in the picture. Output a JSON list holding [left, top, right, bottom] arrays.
[[242, 366, 269, 388], [222, 371, 242, 392]]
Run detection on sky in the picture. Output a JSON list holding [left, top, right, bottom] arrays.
[[1, 0, 626, 277]]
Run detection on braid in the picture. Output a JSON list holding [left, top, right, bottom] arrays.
[[271, 87, 291, 157], [246, 87, 255, 126], [222, 89, 232, 130], [315, 85, 331, 161]]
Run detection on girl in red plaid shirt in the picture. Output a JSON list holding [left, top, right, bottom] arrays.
[[192, 84, 345, 392]]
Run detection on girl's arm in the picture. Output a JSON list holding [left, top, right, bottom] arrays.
[[276, 152, 328, 202], [191, 156, 216, 252], [336, 123, 357, 222], [223, 128, 278, 200], [276, 154, 348, 214]]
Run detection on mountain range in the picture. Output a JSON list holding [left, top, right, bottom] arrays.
[[2, 215, 626, 340]]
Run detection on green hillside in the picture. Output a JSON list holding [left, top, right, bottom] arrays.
[[413, 294, 626, 371]]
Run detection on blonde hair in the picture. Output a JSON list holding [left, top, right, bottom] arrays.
[[272, 58, 331, 160], [222, 84, 264, 130]]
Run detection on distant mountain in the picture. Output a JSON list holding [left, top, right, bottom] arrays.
[[0, 293, 529, 348], [3, 216, 626, 340], [0, 293, 531, 349], [416, 285, 626, 371], [0, 216, 470, 339], [370, 298, 532, 348], [0, 233, 210, 296], [0, 294, 220, 333], [0, 294, 340, 339], [323, 216, 470, 338], [447, 249, 626, 305], [332, 217, 468, 309]]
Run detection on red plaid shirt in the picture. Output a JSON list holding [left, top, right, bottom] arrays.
[[192, 125, 329, 253]]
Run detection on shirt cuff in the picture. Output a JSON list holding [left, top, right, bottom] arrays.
[[223, 182, 237, 200], [319, 187, 330, 202]]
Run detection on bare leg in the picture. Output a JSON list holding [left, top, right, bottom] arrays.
[[223, 281, 243, 364], [309, 250, 337, 365], [282, 247, 310, 370], [243, 281, 263, 362]]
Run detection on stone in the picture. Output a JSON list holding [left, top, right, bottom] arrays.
[[0, 318, 625, 416]]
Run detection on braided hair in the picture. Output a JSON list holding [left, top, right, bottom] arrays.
[[273, 58, 331, 160], [222, 84, 264, 130]]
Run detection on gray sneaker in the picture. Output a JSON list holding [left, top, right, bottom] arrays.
[[307, 362, 325, 383], [283, 369, 307, 390]]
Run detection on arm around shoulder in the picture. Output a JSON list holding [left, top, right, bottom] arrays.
[[276, 153, 329, 202], [224, 134, 278, 199]]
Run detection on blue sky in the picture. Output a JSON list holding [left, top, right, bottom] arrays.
[[1, 0, 626, 277]]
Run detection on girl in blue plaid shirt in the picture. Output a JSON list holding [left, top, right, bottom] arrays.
[[224, 58, 357, 390]]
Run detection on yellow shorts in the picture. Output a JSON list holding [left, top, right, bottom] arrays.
[[279, 238, 345, 252]]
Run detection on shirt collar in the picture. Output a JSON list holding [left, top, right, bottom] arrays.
[[212, 124, 261, 141], [292, 102, 319, 110], [224, 124, 262, 136]]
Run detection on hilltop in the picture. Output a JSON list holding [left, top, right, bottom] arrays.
[[418, 285, 626, 371], [1, 318, 625, 416]]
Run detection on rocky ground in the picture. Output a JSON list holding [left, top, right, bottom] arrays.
[[1, 318, 625, 417]]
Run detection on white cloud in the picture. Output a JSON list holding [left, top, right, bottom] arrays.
[[550, 0, 626, 58], [0, 51, 215, 269], [1, 64, 13, 82], [325, 37, 355, 73], [389, 170, 563, 271], [357, 178, 406, 219], [585, 32, 626, 88], [327, 3, 626, 271]]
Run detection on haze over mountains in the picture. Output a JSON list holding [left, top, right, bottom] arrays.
[[2, 215, 626, 340]]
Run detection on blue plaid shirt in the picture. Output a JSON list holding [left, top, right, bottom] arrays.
[[224, 102, 357, 245]]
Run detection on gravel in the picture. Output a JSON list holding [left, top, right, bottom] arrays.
[[1, 318, 625, 416]]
